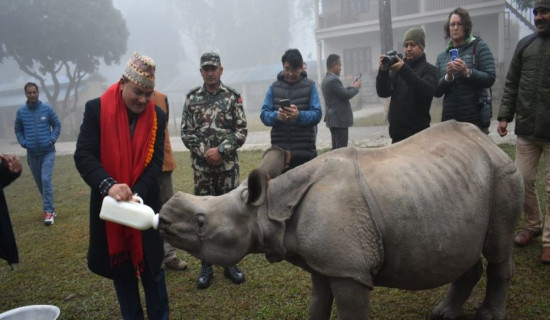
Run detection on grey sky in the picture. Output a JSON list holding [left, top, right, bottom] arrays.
[[99, 0, 317, 89]]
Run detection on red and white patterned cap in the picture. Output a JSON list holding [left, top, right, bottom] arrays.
[[123, 52, 156, 89]]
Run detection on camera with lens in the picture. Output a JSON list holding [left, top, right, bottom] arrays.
[[381, 50, 403, 68], [478, 93, 492, 128]]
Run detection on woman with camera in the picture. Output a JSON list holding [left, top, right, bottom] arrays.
[[434, 7, 495, 134]]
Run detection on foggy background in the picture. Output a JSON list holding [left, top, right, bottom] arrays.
[[0, 0, 535, 141], [0, 0, 316, 138], [100, 0, 316, 89]]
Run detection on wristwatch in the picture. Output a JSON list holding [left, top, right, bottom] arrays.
[[218, 144, 225, 154], [466, 69, 472, 78]]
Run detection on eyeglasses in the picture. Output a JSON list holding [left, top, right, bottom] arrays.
[[449, 22, 463, 28]]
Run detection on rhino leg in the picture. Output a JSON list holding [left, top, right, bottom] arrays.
[[431, 259, 483, 320], [308, 272, 333, 320], [475, 257, 512, 320], [331, 277, 370, 320]]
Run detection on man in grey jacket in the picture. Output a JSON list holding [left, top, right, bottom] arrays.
[[321, 54, 361, 149], [498, 0, 550, 264]]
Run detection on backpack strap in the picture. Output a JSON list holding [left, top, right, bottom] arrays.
[[472, 38, 481, 69], [471, 38, 491, 100], [516, 33, 538, 69]]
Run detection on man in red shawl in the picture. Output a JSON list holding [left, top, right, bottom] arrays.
[[74, 52, 169, 320]]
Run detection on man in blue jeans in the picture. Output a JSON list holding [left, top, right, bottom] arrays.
[[260, 48, 322, 170], [15, 82, 61, 226]]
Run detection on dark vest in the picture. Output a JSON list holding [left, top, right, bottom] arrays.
[[270, 74, 317, 169]]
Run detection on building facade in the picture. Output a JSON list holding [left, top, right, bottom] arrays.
[[314, 0, 535, 103]]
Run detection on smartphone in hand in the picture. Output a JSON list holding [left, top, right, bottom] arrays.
[[355, 73, 362, 81], [450, 49, 458, 61], [280, 99, 291, 110]]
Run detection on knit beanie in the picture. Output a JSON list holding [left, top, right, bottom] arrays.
[[535, 0, 550, 10], [404, 27, 425, 51]]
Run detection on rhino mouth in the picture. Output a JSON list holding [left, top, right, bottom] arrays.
[[158, 225, 178, 238], [158, 215, 201, 251], [157, 216, 176, 236]]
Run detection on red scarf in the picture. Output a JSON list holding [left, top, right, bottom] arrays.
[[100, 82, 157, 277]]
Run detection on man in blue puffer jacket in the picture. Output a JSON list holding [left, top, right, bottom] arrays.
[[14, 82, 61, 226], [261, 49, 322, 170]]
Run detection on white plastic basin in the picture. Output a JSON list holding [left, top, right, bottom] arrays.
[[0, 305, 60, 320]]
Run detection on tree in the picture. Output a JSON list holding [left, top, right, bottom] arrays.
[[512, 0, 536, 10], [378, 0, 393, 54], [0, 0, 128, 134]]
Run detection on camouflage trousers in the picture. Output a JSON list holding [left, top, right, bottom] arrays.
[[193, 166, 240, 196]]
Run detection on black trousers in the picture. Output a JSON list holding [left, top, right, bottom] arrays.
[[330, 127, 349, 150]]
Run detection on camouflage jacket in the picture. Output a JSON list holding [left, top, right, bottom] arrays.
[[181, 82, 247, 172]]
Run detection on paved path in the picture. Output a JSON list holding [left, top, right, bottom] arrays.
[[1, 104, 516, 156]]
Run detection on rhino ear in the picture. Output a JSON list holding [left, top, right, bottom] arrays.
[[257, 146, 289, 179], [246, 169, 268, 206]]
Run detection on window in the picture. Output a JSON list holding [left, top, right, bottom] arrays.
[[342, 0, 370, 14], [343, 47, 371, 75]]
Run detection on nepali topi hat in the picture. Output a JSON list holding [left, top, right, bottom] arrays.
[[123, 52, 156, 89]]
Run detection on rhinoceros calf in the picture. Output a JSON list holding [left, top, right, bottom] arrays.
[[159, 121, 523, 320]]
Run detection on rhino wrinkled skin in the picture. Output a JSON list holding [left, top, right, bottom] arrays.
[[159, 121, 523, 320]]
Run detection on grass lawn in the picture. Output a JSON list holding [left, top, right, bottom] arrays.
[[0, 146, 549, 319]]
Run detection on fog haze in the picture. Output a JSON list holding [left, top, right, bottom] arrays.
[[0, 0, 317, 139], [1, 0, 316, 90], [100, 0, 316, 90]]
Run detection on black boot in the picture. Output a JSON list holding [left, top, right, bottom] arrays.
[[224, 265, 245, 284], [197, 262, 214, 289]]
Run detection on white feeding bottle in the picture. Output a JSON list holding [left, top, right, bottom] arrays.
[[100, 195, 159, 230]]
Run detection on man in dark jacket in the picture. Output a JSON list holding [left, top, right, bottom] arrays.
[[74, 52, 169, 319], [0, 153, 22, 271], [14, 83, 60, 226], [260, 49, 322, 169], [498, 0, 550, 264], [376, 27, 439, 143], [322, 54, 361, 149]]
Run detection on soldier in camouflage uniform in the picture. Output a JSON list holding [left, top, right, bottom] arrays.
[[181, 52, 248, 289]]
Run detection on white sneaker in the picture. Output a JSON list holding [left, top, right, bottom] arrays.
[[44, 212, 56, 226]]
